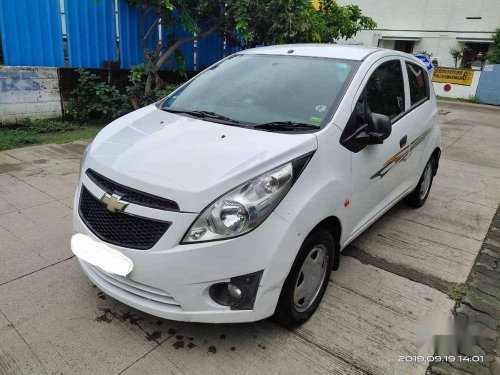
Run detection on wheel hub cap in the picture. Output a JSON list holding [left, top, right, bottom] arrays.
[[420, 163, 433, 200], [293, 245, 328, 312]]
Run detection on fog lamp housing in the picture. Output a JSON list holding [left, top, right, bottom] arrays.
[[209, 270, 263, 310]]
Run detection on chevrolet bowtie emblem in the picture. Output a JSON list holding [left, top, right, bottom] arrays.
[[101, 193, 128, 213]]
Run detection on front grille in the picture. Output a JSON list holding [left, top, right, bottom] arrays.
[[79, 187, 170, 250], [86, 169, 179, 211]]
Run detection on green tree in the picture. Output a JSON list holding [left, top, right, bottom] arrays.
[[126, 0, 376, 107], [450, 46, 469, 68], [485, 28, 500, 63]]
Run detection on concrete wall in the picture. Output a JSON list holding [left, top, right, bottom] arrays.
[[336, 0, 500, 67], [0, 67, 63, 125], [432, 70, 482, 99]]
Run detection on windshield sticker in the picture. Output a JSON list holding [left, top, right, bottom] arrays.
[[309, 116, 322, 123], [333, 62, 349, 70], [315, 105, 327, 113]]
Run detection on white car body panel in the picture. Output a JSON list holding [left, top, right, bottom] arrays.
[[73, 45, 441, 323]]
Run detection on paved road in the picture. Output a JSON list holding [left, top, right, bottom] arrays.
[[0, 103, 499, 375]]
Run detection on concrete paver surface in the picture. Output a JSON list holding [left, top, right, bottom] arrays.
[[0, 103, 499, 374]]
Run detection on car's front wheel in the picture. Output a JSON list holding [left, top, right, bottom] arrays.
[[405, 156, 436, 208], [273, 228, 334, 328]]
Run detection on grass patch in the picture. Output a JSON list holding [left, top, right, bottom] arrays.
[[0, 118, 104, 152], [436, 95, 480, 104], [447, 283, 468, 309]]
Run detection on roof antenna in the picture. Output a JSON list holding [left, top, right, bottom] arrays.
[[288, 49, 294, 54]]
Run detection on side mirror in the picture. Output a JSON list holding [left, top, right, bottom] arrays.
[[354, 112, 392, 145]]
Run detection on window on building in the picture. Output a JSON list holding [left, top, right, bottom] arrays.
[[462, 42, 491, 67], [406, 63, 429, 106], [365, 60, 406, 120], [394, 40, 415, 54]]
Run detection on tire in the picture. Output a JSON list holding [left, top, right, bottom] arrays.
[[404, 156, 436, 208], [273, 228, 334, 328]]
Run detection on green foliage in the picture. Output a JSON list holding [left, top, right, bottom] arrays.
[[0, 119, 103, 151], [485, 28, 500, 63], [123, 0, 375, 105], [436, 95, 480, 104], [20, 118, 81, 133], [418, 50, 433, 59], [447, 283, 467, 309], [225, 0, 376, 46], [66, 69, 129, 121], [449, 46, 470, 67], [466, 95, 479, 104], [127, 64, 179, 107]]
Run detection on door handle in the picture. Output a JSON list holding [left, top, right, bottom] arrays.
[[400, 135, 407, 148]]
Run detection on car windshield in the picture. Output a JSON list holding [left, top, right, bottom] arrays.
[[161, 54, 359, 128]]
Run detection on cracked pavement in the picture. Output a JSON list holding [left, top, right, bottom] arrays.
[[0, 102, 499, 375]]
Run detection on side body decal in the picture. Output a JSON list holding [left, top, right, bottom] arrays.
[[370, 129, 431, 180]]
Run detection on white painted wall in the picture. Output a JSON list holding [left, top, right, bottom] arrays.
[[0, 67, 63, 125], [336, 0, 500, 67]]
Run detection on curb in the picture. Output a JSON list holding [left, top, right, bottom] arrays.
[[428, 206, 500, 375], [437, 100, 500, 113]]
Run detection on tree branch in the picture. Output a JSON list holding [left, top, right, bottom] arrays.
[[155, 24, 220, 69], [144, 17, 160, 43]]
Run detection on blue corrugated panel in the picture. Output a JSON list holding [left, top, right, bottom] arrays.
[[225, 43, 242, 57], [476, 64, 500, 105], [64, 0, 116, 68], [118, 1, 158, 68], [197, 32, 224, 69], [161, 25, 195, 71], [0, 0, 64, 66]]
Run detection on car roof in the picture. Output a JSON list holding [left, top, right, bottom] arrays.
[[240, 44, 382, 61]]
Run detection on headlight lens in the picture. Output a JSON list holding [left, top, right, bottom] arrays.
[[182, 153, 313, 243]]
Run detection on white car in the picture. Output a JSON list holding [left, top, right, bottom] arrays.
[[72, 44, 440, 327]]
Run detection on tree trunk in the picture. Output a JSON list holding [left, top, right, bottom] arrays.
[[155, 24, 220, 69]]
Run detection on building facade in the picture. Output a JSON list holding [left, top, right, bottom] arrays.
[[336, 0, 500, 68]]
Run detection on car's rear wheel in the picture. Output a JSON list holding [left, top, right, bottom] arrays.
[[273, 228, 334, 328], [405, 156, 436, 208]]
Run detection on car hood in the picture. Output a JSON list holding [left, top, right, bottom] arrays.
[[84, 105, 318, 213]]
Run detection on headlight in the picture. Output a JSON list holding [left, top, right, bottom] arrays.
[[78, 142, 92, 182], [182, 153, 313, 243]]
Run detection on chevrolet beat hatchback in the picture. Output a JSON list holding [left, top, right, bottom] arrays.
[[72, 44, 440, 327]]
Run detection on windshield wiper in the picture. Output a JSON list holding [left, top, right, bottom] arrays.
[[254, 121, 321, 131], [161, 108, 245, 126], [161, 107, 206, 118]]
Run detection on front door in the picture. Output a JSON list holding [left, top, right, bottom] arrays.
[[345, 57, 413, 239]]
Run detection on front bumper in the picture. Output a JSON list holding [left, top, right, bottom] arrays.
[[73, 177, 303, 323]]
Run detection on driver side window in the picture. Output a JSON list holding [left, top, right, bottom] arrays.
[[364, 60, 405, 121]]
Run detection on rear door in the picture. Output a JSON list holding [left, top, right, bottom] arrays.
[[345, 57, 414, 239], [401, 60, 434, 189]]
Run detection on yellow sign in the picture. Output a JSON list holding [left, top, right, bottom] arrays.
[[432, 67, 474, 86], [312, 0, 320, 10]]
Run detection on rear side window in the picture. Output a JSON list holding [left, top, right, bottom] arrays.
[[365, 60, 405, 120], [406, 62, 429, 106]]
